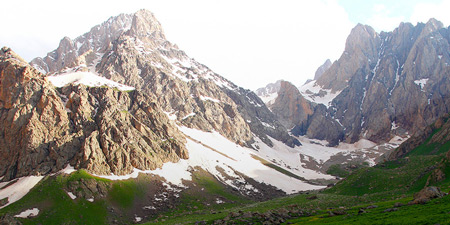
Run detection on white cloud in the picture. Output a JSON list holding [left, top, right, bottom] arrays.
[[373, 4, 387, 13], [156, 0, 354, 89], [410, 0, 450, 26], [0, 0, 353, 90], [366, 4, 405, 32]]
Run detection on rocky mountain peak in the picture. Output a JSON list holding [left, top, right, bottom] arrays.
[[1, 47, 27, 64], [424, 18, 444, 33], [314, 59, 332, 80], [316, 23, 380, 92], [344, 24, 379, 58], [411, 18, 444, 42], [127, 9, 165, 40]]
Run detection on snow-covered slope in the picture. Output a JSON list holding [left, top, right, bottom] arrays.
[[298, 80, 342, 107], [47, 71, 135, 91], [259, 92, 278, 105], [93, 126, 405, 193], [97, 126, 326, 194], [0, 176, 43, 209], [254, 80, 282, 105]]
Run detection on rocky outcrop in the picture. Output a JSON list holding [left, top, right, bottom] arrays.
[[411, 186, 444, 204], [0, 47, 72, 180], [269, 81, 313, 129], [0, 47, 187, 181], [32, 9, 298, 148], [62, 85, 187, 176], [388, 114, 449, 160], [291, 104, 345, 146]]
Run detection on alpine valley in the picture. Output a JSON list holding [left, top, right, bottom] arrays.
[[1, 9, 450, 225]]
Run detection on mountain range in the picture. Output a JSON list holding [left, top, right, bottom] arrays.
[[259, 18, 450, 147]]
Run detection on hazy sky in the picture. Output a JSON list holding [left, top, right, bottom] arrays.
[[1, 0, 450, 90]]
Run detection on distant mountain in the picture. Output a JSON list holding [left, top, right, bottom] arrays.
[[254, 80, 282, 105], [259, 18, 450, 146], [314, 59, 332, 80]]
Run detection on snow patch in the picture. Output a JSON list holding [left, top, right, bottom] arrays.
[[94, 168, 141, 181], [62, 164, 76, 174], [414, 78, 429, 91], [14, 208, 39, 218], [391, 121, 399, 130], [298, 80, 342, 107], [87, 197, 94, 202], [67, 192, 77, 200], [252, 136, 334, 180], [163, 111, 177, 121], [261, 121, 276, 129], [199, 96, 221, 103], [135, 216, 142, 222], [0, 176, 43, 209], [178, 127, 325, 193], [48, 71, 135, 91], [259, 92, 278, 105], [182, 112, 196, 120]]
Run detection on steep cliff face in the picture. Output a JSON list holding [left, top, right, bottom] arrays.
[[32, 9, 299, 148], [0, 47, 187, 181], [0, 47, 71, 180], [268, 81, 313, 129], [264, 19, 450, 146]]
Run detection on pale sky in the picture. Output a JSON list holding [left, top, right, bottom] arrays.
[[1, 0, 450, 90]]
